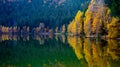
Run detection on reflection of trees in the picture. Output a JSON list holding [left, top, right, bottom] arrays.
[[68, 36, 83, 60], [84, 38, 120, 67], [21, 34, 29, 41], [55, 35, 66, 44], [43, 61, 65, 67], [0, 34, 19, 41], [0, 36, 80, 67], [85, 39, 108, 67], [34, 35, 45, 45], [84, 38, 94, 67], [0, 34, 55, 45], [67, 36, 120, 67], [1, 61, 65, 67], [107, 39, 120, 60], [61, 35, 66, 43]]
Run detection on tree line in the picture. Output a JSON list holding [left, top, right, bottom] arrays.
[[67, 0, 120, 38]]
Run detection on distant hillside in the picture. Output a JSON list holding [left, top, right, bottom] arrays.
[[0, 0, 89, 29]]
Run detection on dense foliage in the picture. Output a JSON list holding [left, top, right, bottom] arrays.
[[67, 0, 120, 38], [67, 10, 84, 35], [105, 0, 120, 17], [0, 0, 89, 29]]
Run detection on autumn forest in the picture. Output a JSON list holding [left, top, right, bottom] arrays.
[[0, 0, 120, 39], [0, 0, 120, 67]]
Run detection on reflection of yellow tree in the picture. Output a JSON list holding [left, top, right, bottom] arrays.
[[84, 38, 94, 67], [1, 34, 9, 41], [84, 38, 111, 67], [91, 40, 106, 67], [68, 36, 83, 60], [107, 39, 120, 60], [0, 34, 19, 41]]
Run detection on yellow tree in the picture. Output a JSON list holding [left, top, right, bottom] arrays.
[[84, 0, 111, 37], [67, 10, 83, 35], [84, 10, 93, 37], [67, 20, 74, 33], [107, 17, 120, 38]]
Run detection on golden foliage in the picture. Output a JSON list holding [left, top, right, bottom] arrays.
[[84, 0, 120, 38], [107, 17, 120, 38], [1, 26, 8, 33], [0, 34, 18, 41], [84, 0, 111, 36], [67, 10, 83, 35], [67, 20, 74, 33]]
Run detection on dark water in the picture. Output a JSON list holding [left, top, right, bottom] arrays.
[[0, 35, 120, 67]]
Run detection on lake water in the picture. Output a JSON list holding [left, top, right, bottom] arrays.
[[0, 35, 120, 67]]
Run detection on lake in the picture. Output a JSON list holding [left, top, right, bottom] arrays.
[[0, 34, 120, 67]]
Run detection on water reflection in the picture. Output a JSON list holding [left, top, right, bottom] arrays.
[[68, 36, 84, 60], [0, 34, 120, 67], [68, 36, 120, 67]]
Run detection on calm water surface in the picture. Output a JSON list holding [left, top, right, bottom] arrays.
[[0, 35, 120, 67]]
